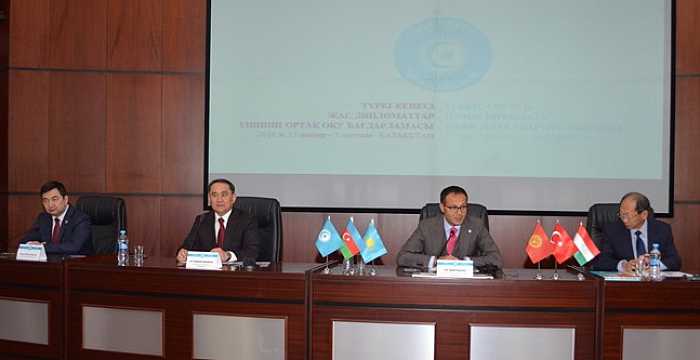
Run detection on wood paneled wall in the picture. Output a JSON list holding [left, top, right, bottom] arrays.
[[0, 0, 8, 252], [4, 1, 700, 273]]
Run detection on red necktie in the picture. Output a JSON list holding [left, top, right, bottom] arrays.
[[217, 217, 226, 249], [446, 226, 457, 256], [51, 218, 62, 244]]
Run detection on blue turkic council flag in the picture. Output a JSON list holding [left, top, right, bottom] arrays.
[[360, 219, 388, 263], [315, 217, 343, 257]]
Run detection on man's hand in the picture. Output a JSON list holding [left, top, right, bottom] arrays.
[[211, 247, 230, 262], [27, 241, 42, 245], [438, 255, 459, 260], [176, 248, 188, 263]]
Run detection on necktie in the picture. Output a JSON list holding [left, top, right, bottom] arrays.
[[217, 217, 226, 249], [635, 230, 646, 257], [51, 218, 61, 244], [446, 226, 457, 256]]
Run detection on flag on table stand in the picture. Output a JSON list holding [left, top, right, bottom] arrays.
[[315, 216, 343, 257], [552, 223, 577, 264], [525, 221, 555, 263], [572, 223, 600, 266], [340, 217, 363, 260], [360, 219, 388, 263]]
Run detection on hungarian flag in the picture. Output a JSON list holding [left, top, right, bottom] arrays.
[[551, 223, 577, 264], [340, 217, 362, 259], [572, 223, 600, 265], [525, 222, 555, 263]]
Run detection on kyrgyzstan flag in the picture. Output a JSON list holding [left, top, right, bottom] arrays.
[[551, 223, 577, 264], [340, 217, 362, 259], [572, 223, 600, 266], [525, 222, 555, 263]]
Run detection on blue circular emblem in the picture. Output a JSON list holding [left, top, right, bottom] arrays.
[[395, 17, 492, 92]]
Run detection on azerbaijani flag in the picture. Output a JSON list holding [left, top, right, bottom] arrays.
[[340, 217, 362, 259], [572, 223, 600, 265], [315, 216, 343, 257], [360, 219, 388, 263]]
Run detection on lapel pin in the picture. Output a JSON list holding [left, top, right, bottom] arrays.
[[468, 229, 472, 233]]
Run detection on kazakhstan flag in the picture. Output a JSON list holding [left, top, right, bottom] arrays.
[[360, 219, 388, 263], [315, 217, 343, 257]]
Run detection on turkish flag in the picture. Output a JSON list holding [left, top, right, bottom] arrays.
[[552, 223, 577, 264]]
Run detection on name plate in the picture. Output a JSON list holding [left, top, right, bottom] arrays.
[[16, 243, 47, 262], [436, 259, 473, 278], [186, 251, 222, 270]]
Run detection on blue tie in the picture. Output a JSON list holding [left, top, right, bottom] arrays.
[[635, 230, 646, 257]]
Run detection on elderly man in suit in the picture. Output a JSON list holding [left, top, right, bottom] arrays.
[[177, 178, 260, 264], [21, 180, 93, 255], [397, 186, 503, 269], [592, 192, 681, 272]]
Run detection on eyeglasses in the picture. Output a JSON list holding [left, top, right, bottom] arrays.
[[444, 205, 468, 213], [618, 211, 639, 220]]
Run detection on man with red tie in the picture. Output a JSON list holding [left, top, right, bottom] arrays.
[[21, 180, 93, 255], [177, 179, 259, 264], [397, 186, 503, 269]]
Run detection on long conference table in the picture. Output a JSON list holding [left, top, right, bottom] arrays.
[[1, 254, 699, 360]]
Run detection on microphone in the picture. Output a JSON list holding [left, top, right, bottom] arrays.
[[192, 210, 210, 245]]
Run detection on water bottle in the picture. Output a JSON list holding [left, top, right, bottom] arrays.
[[117, 230, 129, 266], [649, 243, 663, 281]]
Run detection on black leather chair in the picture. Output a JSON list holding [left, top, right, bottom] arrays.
[[75, 196, 127, 255], [234, 197, 282, 262], [585, 203, 619, 249], [419, 203, 490, 230]]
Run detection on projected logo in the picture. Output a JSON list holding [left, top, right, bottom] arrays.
[[395, 17, 492, 92]]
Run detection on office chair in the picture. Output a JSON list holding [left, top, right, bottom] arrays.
[[419, 202, 490, 230], [234, 197, 282, 262], [585, 203, 619, 249], [75, 196, 127, 255]]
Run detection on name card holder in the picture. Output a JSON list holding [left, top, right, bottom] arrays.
[[186, 251, 223, 270], [436, 259, 474, 278], [16, 243, 48, 262]]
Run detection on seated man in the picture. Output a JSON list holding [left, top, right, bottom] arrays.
[[592, 192, 681, 272], [397, 186, 503, 269], [21, 180, 92, 255], [177, 179, 260, 264]]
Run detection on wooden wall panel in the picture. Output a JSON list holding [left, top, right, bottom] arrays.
[[49, 0, 107, 69], [666, 204, 700, 273], [9, 0, 49, 67], [674, 77, 700, 201], [162, 0, 205, 72], [7, 195, 42, 250], [159, 196, 201, 257], [120, 195, 160, 257], [162, 74, 203, 194], [107, 0, 162, 71], [48, 72, 106, 192], [8, 70, 49, 192], [677, 0, 700, 74], [105, 74, 162, 193]]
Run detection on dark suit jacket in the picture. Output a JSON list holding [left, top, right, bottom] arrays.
[[179, 209, 260, 262], [21, 205, 93, 255], [591, 217, 681, 271], [397, 215, 503, 269]]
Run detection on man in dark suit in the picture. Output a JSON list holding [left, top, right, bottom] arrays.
[[177, 179, 259, 264], [21, 180, 92, 255], [397, 186, 503, 269], [592, 192, 681, 272]]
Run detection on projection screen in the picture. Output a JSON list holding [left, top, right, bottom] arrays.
[[207, 0, 674, 213]]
